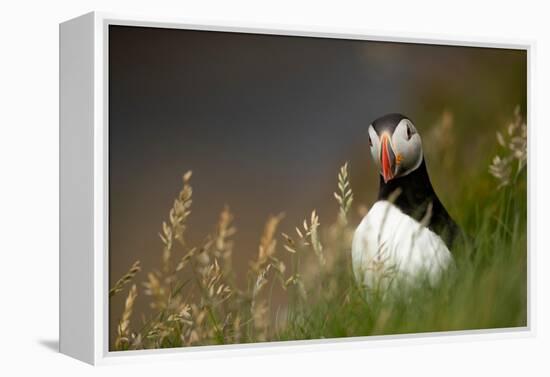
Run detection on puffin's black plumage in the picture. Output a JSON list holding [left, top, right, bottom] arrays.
[[377, 159, 460, 249], [372, 113, 461, 249], [371, 113, 409, 136]]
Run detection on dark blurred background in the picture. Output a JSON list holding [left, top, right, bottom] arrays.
[[109, 25, 526, 340]]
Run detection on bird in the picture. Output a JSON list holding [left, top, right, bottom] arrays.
[[351, 113, 460, 292]]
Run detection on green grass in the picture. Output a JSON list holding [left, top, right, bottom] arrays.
[[279, 176, 527, 340], [110, 109, 527, 350]]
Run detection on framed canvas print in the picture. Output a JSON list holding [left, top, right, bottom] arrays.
[[59, 12, 532, 365]]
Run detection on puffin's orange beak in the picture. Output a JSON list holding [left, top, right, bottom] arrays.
[[380, 134, 395, 183]]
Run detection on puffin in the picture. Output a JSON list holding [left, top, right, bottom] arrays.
[[351, 113, 460, 291]]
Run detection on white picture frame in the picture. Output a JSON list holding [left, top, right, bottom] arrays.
[[59, 11, 534, 365]]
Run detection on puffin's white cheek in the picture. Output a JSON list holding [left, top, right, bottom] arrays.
[[393, 137, 421, 175], [400, 143, 416, 169], [409, 137, 423, 165], [370, 145, 381, 169], [392, 139, 409, 168]]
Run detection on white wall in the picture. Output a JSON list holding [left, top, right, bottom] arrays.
[[0, 0, 548, 375]]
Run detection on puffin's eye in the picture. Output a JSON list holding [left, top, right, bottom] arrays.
[[406, 124, 412, 140], [368, 135, 373, 147]]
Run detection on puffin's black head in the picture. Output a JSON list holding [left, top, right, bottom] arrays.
[[367, 113, 423, 183]]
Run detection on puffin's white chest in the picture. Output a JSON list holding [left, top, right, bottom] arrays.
[[352, 200, 453, 291]]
